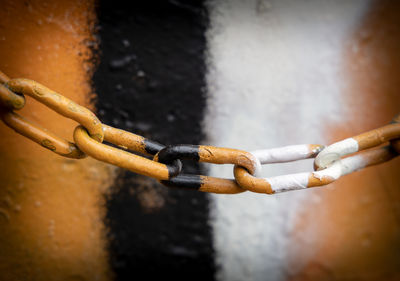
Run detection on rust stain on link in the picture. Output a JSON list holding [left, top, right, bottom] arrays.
[[0, 84, 25, 110], [198, 145, 258, 174], [161, 175, 247, 194], [0, 110, 86, 158], [103, 124, 148, 155], [233, 167, 274, 194], [74, 125, 180, 180], [199, 177, 246, 194], [6, 78, 104, 142], [155, 145, 258, 173]]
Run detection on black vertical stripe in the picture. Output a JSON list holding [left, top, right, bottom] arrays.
[[93, 1, 214, 280]]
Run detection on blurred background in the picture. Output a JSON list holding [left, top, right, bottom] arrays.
[[0, 0, 399, 280]]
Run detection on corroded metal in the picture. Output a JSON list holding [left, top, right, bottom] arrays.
[[155, 144, 259, 194], [74, 125, 181, 180], [6, 78, 104, 142], [0, 69, 398, 194], [0, 83, 25, 110], [1, 110, 86, 158]]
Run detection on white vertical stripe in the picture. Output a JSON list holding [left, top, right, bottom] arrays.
[[204, 0, 370, 280]]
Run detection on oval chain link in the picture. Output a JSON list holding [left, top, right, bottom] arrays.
[[154, 144, 260, 194]]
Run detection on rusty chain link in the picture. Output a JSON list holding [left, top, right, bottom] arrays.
[[0, 69, 399, 195]]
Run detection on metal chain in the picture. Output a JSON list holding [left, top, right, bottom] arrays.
[[1, 69, 399, 195]]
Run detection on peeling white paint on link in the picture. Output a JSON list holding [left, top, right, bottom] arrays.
[[252, 144, 323, 164], [267, 173, 309, 193], [250, 144, 366, 193], [315, 137, 359, 169], [204, 1, 370, 281]]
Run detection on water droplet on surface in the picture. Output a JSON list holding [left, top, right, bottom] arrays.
[[168, 245, 197, 258], [122, 39, 130, 47], [167, 113, 176, 122], [112, 118, 120, 126], [125, 120, 134, 128], [119, 110, 129, 119], [109, 55, 136, 70], [148, 80, 159, 90]]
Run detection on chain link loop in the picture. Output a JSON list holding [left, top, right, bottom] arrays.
[[74, 125, 182, 180], [154, 144, 260, 194], [233, 144, 324, 194], [314, 122, 400, 170], [0, 71, 85, 158], [0, 69, 399, 195], [6, 78, 104, 142]]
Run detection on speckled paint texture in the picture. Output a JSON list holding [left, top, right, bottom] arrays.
[[93, 1, 215, 280], [0, 1, 115, 280]]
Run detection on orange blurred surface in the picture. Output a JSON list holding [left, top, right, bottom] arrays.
[[0, 1, 114, 280], [289, 1, 400, 280]]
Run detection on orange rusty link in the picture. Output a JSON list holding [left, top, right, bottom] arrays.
[[6, 78, 104, 142], [162, 174, 246, 194], [0, 71, 84, 158], [74, 125, 181, 180], [0, 110, 86, 158], [194, 145, 260, 194]]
